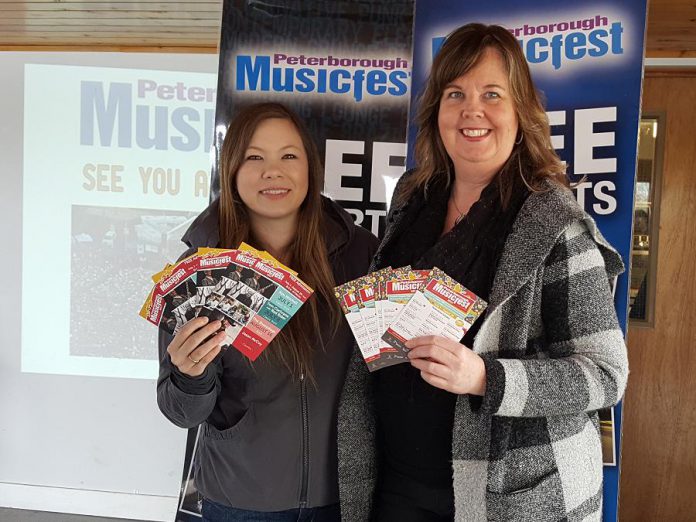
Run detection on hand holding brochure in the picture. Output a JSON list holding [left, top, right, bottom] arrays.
[[335, 266, 487, 371], [140, 245, 313, 361]]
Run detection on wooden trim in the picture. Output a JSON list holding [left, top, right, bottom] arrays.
[[645, 68, 696, 78], [0, 2, 222, 9], [0, 20, 219, 27], [646, 50, 696, 58], [0, 44, 218, 53]]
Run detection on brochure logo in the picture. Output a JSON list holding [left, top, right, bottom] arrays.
[[235, 52, 411, 102]]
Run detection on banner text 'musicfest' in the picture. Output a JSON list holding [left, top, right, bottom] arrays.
[[509, 14, 623, 70], [432, 14, 624, 72], [235, 52, 411, 102]]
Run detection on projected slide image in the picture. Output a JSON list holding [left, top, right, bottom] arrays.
[[21, 63, 215, 379], [69, 205, 197, 360]]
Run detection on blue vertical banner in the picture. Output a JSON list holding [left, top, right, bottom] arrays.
[[410, 2, 647, 520]]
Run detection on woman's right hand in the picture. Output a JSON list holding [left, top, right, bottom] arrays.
[[166, 317, 226, 377]]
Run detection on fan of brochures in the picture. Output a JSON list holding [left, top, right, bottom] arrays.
[[335, 267, 487, 371], [140, 243, 313, 361]]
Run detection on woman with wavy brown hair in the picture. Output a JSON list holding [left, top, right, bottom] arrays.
[[338, 23, 627, 521], [156, 102, 378, 521]]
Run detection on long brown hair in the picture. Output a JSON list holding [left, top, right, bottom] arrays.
[[401, 23, 568, 207], [218, 102, 340, 380]]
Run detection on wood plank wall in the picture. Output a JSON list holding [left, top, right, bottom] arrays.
[[0, 0, 223, 50], [619, 73, 696, 521]]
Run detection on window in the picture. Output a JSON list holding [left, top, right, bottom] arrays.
[[629, 114, 664, 326]]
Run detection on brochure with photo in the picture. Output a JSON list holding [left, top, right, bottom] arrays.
[[140, 247, 313, 361], [142, 253, 205, 334]]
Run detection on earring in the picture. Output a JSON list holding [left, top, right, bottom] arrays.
[[515, 131, 524, 145]]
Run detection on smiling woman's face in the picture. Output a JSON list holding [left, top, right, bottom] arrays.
[[437, 47, 519, 181], [235, 117, 309, 226]]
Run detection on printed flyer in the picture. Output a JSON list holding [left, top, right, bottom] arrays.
[[335, 279, 380, 368], [380, 267, 430, 358], [336, 266, 486, 371], [382, 268, 487, 352], [141, 248, 313, 361]]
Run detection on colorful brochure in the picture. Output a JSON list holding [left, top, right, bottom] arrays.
[[140, 247, 313, 361], [336, 266, 486, 371], [382, 267, 487, 353], [238, 242, 299, 276], [371, 267, 397, 358], [334, 280, 380, 368], [354, 274, 378, 354], [379, 268, 430, 358], [141, 252, 205, 335]]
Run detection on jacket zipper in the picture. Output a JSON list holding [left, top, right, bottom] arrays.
[[299, 369, 309, 508]]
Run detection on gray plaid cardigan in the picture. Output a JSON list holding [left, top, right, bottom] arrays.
[[336, 178, 628, 522]]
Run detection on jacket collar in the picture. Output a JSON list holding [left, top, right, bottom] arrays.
[[180, 196, 354, 258], [489, 181, 624, 311]]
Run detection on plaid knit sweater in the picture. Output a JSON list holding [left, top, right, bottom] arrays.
[[337, 179, 628, 522]]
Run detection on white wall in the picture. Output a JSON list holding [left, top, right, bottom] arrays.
[[0, 52, 218, 521]]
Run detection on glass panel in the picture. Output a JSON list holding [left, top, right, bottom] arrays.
[[629, 117, 660, 324]]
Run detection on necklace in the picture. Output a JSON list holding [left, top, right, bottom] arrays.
[[452, 197, 466, 225]]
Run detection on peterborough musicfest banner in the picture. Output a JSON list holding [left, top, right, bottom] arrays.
[[175, 0, 646, 519], [409, 1, 647, 520]]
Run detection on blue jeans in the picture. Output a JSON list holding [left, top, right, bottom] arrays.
[[201, 498, 341, 522]]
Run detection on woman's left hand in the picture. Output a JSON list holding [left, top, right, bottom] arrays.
[[406, 335, 486, 395]]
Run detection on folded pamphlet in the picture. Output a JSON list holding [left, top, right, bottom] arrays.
[[140, 246, 313, 361], [335, 266, 487, 371]]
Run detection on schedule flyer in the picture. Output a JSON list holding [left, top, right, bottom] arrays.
[[336, 266, 486, 371], [335, 278, 378, 366], [382, 267, 487, 353], [140, 246, 313, 361], [379, 267, 430, 358]]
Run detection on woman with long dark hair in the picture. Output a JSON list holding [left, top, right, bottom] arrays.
[[338, 24, 628, 521], [157, 102, 378, 522]]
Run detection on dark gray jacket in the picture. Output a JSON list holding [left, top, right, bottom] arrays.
[[157, 196, 378, 511]]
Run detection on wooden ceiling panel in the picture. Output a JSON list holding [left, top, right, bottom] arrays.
[[0, 0, 222, 49], [647, 0, 696, 54], [0, 1, 222, 10], [0, 0, 694, 55]]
